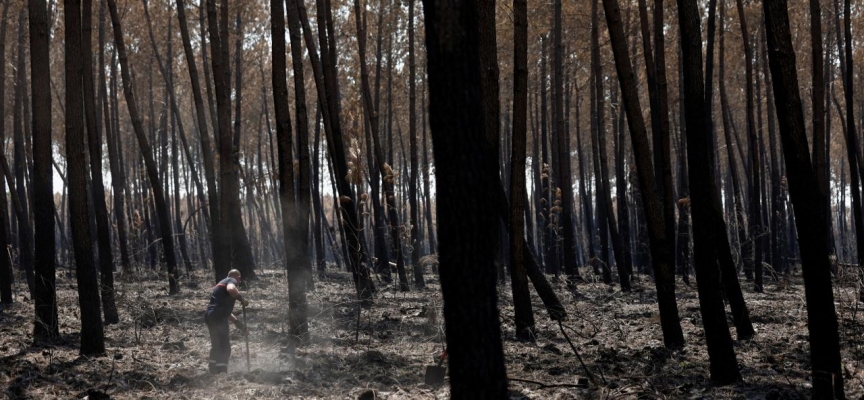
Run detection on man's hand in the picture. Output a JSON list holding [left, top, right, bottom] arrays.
[[240, 297, 249, 307], [234, 319, 248, 335]]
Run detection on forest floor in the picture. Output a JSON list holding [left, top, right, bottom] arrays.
[[0, 264, 863, 399]]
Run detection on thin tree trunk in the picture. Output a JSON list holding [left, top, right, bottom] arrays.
[[508, 0, 536, 340], [12, 10, 34, 296], [735, 0, 764, 292], [107, 0, 179, 294], [30, 0, 60, 342], [601, 0, 684, 350], [83, 0, 118, 324], [273, 0, 310, 343], [407, 0, 424, 288], [676, 0, 741, 384], [293, 0, 375, 301], [101, 18, 130, 273], [554, 0, 579, 287], [176, 0, 221, 270], [0, 0, 12, 305], [65, 0, 106, 355]]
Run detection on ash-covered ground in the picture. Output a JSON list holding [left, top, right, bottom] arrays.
[[0, 266, 862, 399]]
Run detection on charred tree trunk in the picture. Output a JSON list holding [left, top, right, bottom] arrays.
[[422, 0, 509, 396], [83, 0, 118, 324], [408, 0, 425, 288], [763, 0, 846, 396], [107, 0, 179, 294], [273, 0, 310, 343], [293, 0, 375, 301], [554, 0, 579, 287], [65, 0, 106, 355], [176, 0, 221, 271], [12, 10, 34, 296], [677, 0, 741, 384], [734, 0, 764, 292], [601, 0, 684, 350], [101, 13, 130, 274], [0, 0, 11, 306], [508, 0, 536, 340], [30, 0, 60, 342]]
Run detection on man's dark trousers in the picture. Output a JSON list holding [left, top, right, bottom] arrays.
[[205, 312, 231, 373]]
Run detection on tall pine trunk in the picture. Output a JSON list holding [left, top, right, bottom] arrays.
[[30, 0, 60, 342], [508, 0, 536, 340], [422, 0, 509, 395], [107, 0, 179, 294], [763, 1, 845, 396], [65, 0, 106, 355], [601, 0, 684, 350], [676, 0, 741, 384]]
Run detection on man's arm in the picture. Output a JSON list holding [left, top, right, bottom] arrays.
[[226, 283, 249, 306]]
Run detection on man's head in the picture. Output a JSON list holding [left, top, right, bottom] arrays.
[[228, 269, 242, 282]]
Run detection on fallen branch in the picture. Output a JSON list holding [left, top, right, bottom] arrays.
[[558, 321, 604, 385], [509, 377, 588, 389]]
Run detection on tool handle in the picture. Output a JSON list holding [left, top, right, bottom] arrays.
[[243, 305, 250, 372]]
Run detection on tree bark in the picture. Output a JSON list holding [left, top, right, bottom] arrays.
[[601, 0, 684, 350], [176, 0, 221, 271], [65, 0, 106, 355], [30, 0, 60, 342], [554, 0, 579, 287], [840, 0, 864, 290], [508, 0, 536, 340], [0, 0, 12, 306], [293, 0, 375, 301], [763, 1, 846, 396], [422, 0, 509, 396], [734, 0, 764, 292], [83, 0, 118, 324], [676, 0, 741, 385], [273, 0, 310, 343], [100, 14, 130, 274], [12, 9, 35, 297], [107, 0, 179, 294]]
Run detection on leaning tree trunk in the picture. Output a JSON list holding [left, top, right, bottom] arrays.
[[601, 0, 684, 350], [293, 0, 375, 301], [763, 1, 845, 397], [107, 0, 179, 294], [176, 0, 222, 271], [715, 5, 760, 337], [676, 0, 741, 385]]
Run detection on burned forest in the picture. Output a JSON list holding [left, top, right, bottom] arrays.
[[1, 0, 864, 398]]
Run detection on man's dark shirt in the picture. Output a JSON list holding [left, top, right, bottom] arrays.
[[206, 277, 238, 320]]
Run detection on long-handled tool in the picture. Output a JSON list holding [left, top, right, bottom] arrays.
[[424, 349, 447, 385], [242, 304, 250, 373]]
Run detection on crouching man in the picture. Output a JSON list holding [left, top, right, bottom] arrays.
[[204, 269, 249, 373]]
